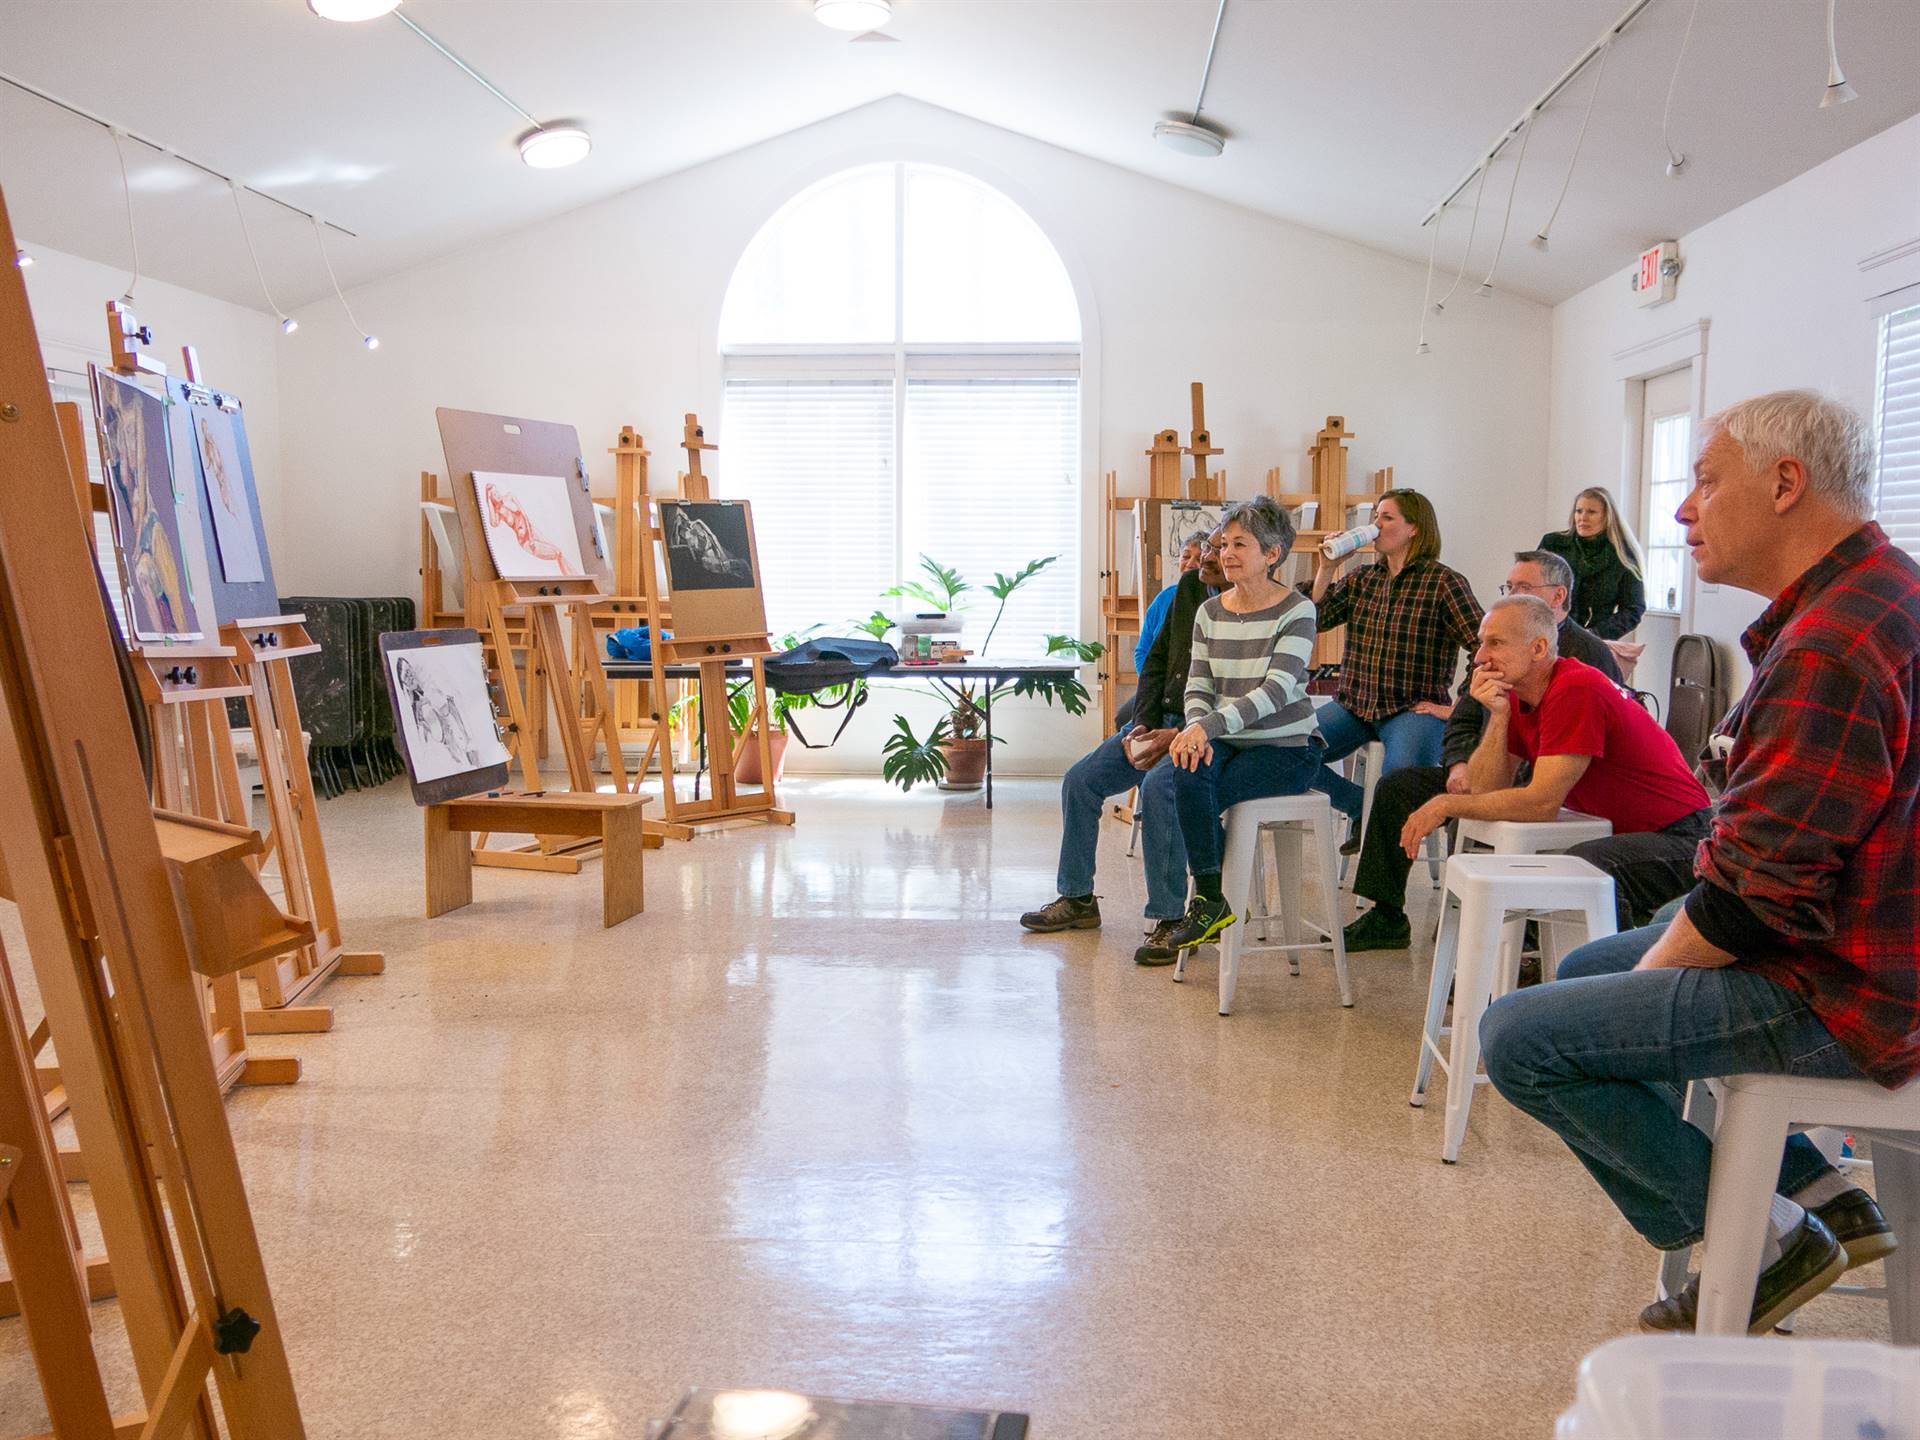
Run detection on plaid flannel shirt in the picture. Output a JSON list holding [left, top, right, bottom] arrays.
[[1312, 558, 1484, 722], [1684, 523, 1920, 1088]]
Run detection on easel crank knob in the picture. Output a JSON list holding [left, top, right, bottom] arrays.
[[213, 1307, 261, 1355]]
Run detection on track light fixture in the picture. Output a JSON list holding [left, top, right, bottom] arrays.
[[311, 215, 379, 354], [1414, 204, 1442, 355], [1821, 0, 1857, 107], [392, 11, 592, 167], [14, 249, 31, 268], [1531, 39, 1613, 257]]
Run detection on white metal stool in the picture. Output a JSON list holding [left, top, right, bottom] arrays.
[[1436, 809, 1614, 971], [1412, 852, 1616, 1163], [1175, 792, 1354, 1015], [1676, 1074, 1920, 1337], [1342, 739, 1444, 888]]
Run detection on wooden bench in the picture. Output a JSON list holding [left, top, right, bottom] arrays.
[[425, 791, 649, 927]]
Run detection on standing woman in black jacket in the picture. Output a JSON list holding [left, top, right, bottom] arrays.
[[1538, 486, 1646, 639]]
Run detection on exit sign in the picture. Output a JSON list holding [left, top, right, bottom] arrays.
[[1632, 240, 1680, 307]]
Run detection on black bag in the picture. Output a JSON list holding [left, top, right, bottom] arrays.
[[762, 637, 897, 749], [1666, 632, 1728, 771]]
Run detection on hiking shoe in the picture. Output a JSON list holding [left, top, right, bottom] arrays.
[[1342, 908, 1411, 953], [1134, 917, 1185, 966], [1638, 1213, 1846, 1335], [1019, 895, 1100, 933], [1815, 1187, 1898, 1271], [1163, 894, 1236, 952]]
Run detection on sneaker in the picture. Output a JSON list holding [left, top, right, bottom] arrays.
[[1342, 907, 1411, 953], [1163, 894, 1236, 952], [1637, 1212, 1847, 1335], [1019, 895, 1100, 933], [1814, 1187, 1898, 1271], [1134, 918, 1185, 966]]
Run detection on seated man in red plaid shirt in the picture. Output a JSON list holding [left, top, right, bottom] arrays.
[[1482, 391, 1920, 1335]]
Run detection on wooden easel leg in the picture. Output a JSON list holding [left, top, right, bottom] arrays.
[[424, 807, 474, 917], [599, 805, 645, 928]]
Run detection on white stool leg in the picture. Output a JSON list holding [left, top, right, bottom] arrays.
[[1696, 1093, 1794, 1335], [1872, 1141, 1920, 1344], [1216, 807, 1259, 1013], [1655, 1081, 1718, 1301], [1273, 824, 1305, 975], [1251, 822, 1274, 943], [1316, 811, 1353, 1008], [1491, 915, 1526, 998], [1441, 889, 1501, 1164], [1412, 886, 1461, 1106]]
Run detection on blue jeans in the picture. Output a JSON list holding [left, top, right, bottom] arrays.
[[1480, 909, 1856, 1250], [1312, 700, 1445, 819], [1057, 730, 1187, 920], [1171, 739, 1324, 878]]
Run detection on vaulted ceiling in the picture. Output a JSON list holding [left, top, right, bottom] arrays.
[[3, 0, 1916, 313]]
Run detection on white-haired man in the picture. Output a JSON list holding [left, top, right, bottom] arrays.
[[1398, 594, 1712, 928], [1482, 391, 1920, 1335]]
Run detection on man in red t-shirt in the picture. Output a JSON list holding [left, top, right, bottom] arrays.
[[1400, 595, 1711, 926]]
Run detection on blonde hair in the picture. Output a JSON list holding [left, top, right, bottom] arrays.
[[1569, 486, 1644, 578]]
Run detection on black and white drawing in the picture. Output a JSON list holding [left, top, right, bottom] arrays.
[[384, 641, 509, 784], [661, 501, 755, 592]]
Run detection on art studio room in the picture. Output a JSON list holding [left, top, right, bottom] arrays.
[[3, 1, 1920, 1437]]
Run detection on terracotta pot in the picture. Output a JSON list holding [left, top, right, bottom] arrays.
[[733, 729, 790, 786], [938, 736, 988, 791]]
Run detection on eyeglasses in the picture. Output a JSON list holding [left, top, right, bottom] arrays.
[[1500, 580, 1558, 596]]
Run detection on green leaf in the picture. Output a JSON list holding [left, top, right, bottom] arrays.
[[1044, 633, 1104, 662], [852, 609, 896, 641], [985, 554, 1057, 600], [879, 713, 951, 792]]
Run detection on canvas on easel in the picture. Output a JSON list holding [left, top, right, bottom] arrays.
[[92, 368, 203, 640], [658, 498, 768, 639], [178, 386, 285, 628]]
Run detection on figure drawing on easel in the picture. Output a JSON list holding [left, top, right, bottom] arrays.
[[662, 501, 754, 590], [191, 405, 266, 584], [473, 469, 585, 579], [94, 369, 198, 640], [383, 639, 510, 785]]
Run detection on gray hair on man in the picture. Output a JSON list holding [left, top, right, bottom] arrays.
[[1220, 495, 1297, 575], [1182, 527, 1212, 550], [1490, 593, 1560, 655], [1703, 389, 1876, 519], [1514, 548, 1575, 598]]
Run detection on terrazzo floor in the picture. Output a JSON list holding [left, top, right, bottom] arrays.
[[0, 776, 1894, 1439]]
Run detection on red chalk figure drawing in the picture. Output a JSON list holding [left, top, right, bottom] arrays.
[[472, 469, 586, 581]]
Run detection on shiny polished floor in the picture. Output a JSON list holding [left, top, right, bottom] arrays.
[[1, 778, 1894, 1439]]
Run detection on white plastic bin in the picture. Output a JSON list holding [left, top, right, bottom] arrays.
[[1557, 1336, 1920, 1439]]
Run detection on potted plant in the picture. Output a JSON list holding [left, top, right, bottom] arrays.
[[866, 556, 1102, 793]]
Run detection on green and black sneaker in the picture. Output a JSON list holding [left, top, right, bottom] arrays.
[[1343, 907, 1412, 953], [1019, 895, 1101, 933], [1162, 894, 1236, 952], [1134, 917, 1186, 966]]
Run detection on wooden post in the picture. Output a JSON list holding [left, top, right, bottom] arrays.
[[1184, 382, 1225, 501], [1144, 428, 1183, 499]]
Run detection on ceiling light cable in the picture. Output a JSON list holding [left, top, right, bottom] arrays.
[[108, 126, 140, 302], [1530, 37, 1613, 251], [1431, 161, 1490, 314], [1821, 0, 1858, 107], [1475, 111, 1537, 296], [230, 182, 297, 334], [311, 216, 378, 350], [1190, 0, 1230, 124], [1659, 0, 1701, 173], [1415, 206, 1443, 355]]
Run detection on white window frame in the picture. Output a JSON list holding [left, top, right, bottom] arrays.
[[720, 162, 1082, 623], [1871, 291, 1920, 559], [1610, 319, 1712, 631]]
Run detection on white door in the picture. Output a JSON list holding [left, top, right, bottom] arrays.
[[1633, 366, 1694, 700]]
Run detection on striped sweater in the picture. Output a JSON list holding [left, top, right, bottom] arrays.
[[1184, 590, 1320, 746]]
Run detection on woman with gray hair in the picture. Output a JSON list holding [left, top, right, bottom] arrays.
[[1138, 496, 1324, 964]]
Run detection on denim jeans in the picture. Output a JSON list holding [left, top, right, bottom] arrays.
[[1480, 911, 1856, 1250], [1057, 730, 1187, 920], [1313, 700, 1446, 819], [1170, 739, 1324, 878]]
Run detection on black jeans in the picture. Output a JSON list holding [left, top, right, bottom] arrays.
[[1354, 774, 1713, 931]]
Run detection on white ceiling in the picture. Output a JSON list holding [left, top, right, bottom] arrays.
[[3, 0, 1917, 314]]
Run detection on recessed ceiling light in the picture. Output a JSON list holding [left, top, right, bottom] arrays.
[[1153, 119, 1226, 158], [815, 0, 891, 32], [307, 0, 401, 20], [518, 124, 592, 169]]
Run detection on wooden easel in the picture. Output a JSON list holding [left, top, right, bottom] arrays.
[[584, 425, 676, 768], [633, 414, 793, 836], [0, 181, 308, 1435], [1274, 417, 1390, 667], [1183, 381, 1225, 502], [435, 407, 656, 872]]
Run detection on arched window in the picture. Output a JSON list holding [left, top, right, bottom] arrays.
[[721, 163, 1081, 657]]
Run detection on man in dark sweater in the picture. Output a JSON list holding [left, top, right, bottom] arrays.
[[1344, 550, 1623, 951], [1021, 531, 1224, 946]]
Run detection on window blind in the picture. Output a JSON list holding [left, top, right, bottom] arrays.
[[901, 377, 1079, 659], [722, 378, 897, 642], [1875, 303, 1920, 560]]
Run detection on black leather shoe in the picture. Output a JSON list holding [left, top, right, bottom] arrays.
[[1638, 1212, 1846, 1335], [1338, 818, 1362, 856], [1814, 1187, 1898, 1271]]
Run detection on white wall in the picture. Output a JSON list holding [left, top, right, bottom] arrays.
[[271, 96, 1551, 775], [1549, 113, 1920, 696], [19, 240, 286, 545]]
